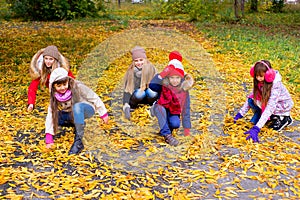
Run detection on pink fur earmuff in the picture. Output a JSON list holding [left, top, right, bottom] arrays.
[[250, 60, 276, 83]]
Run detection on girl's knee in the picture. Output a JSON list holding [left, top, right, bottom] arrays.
[[153, 104, 165, 115], [248, 99, 262, 115], [133, 89, 146, 99], [248, 98, 254, 106], [146, 88, 158, 98], [169, 119, 180, 129]]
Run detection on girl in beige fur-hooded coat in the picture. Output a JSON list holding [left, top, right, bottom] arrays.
[[122, 46, 158, 120], [27, 45, 75, 111]]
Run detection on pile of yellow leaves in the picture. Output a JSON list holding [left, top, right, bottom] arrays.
[[0, 20, 299, 199]]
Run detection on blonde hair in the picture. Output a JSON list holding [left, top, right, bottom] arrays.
[[123, 59, 157, 94], [40, 59, 60, 88]]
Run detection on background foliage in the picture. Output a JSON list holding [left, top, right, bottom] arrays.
[[2, 0, 300, 21], [5, 0, 105, 20]]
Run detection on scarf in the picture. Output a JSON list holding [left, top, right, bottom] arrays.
[[157, 85, 187, 115], [55, 90, 72, 102], [253, 82, 266, 113]]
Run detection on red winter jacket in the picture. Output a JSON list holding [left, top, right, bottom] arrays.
[[27, 70, 75, 105]]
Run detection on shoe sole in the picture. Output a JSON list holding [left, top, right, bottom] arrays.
[[287, 117, 293, 127], [274, 121, 289, 132]]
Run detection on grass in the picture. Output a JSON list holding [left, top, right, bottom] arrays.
[[1, 1, 299, 89], [194, 7, 300, 86], [106, 1, 156, 19]]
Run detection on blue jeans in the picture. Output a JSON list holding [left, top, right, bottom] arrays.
[[58, 111, 73, 127], [153, 104, 180, 136], [130, 88, 158, 108], [73, 102, 95, 125], [248, 98, 261, 124]]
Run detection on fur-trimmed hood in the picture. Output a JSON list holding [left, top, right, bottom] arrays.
[[162, 73, 194, 91], [29, 48, 70, 80]]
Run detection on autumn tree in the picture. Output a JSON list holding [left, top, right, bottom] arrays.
[[6, 0, 106, 21], [234, 0, 245, 19]]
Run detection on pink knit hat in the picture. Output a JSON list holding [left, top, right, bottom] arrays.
[[43, 45, 60, 61], [131, 46, 147, 60]]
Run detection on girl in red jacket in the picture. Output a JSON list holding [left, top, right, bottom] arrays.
[[27, 45, 75, 111]]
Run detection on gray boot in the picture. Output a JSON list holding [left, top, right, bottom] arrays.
[[123, 103, 131, 120], [69, 124, 85, 155], [149, 102, 157, 118]]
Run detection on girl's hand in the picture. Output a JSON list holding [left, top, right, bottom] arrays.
[[45, 133, 54, 149], [234, 113, 243, 123], [102, 115, 109, 124], [244, 126, 260, 143], [27, 104, 34, 112], [46, 143, 54, 149], [160, 65, 174, 78], [184, 128, 190, 136]]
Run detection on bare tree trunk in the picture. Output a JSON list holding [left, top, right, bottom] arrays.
[[241, 0, 245, 17], [234, 0, 239, 19]]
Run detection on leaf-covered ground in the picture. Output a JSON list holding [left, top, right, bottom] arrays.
[[0, 20, 299, 199]]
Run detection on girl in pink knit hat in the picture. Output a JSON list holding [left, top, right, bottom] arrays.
[[122, 46, 158, 120], [27, 45, 75, 112]]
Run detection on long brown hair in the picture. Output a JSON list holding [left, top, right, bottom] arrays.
[[50, 77, 75, 134], [40, 59, 60, 87], [123, 59, 157, 94], [253, 60, 273, 106]]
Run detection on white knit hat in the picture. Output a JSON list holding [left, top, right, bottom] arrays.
[[49, 68, 68, 92], [168, 59, 184, 72], [167, 59, 185, 78]]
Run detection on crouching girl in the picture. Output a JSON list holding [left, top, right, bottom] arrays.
[[45, 68, 109, 154]]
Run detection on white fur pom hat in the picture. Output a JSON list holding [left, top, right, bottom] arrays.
[[168, 59, 185, 78]]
